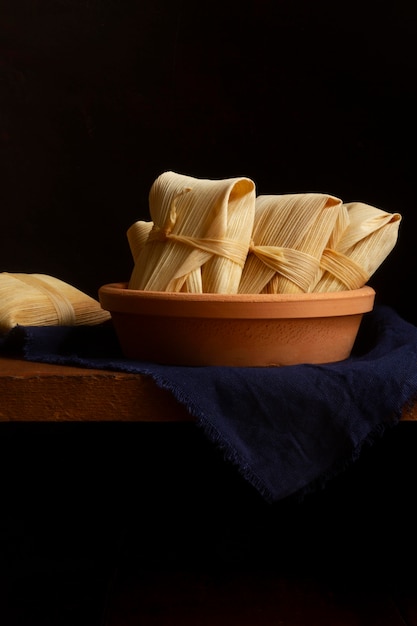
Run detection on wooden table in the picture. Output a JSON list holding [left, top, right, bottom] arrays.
[[0, 355, 416, 422], [0, 356, 192, 422]]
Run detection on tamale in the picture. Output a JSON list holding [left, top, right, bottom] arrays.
[[127, 220, 154, 262], [127, 220, 202, 292], [239, 193, 346, 294], [315, 202, 402, 292], [0, 272, 110, 334], [128, 171, 256, 293]]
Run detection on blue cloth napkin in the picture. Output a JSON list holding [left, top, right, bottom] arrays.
[[2, 305, 417, 503]]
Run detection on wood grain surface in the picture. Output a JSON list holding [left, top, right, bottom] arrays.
[[1, 356, 415, 422]]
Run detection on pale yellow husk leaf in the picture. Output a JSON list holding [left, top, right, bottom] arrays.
[[127, 220, 202, 292], [315, 202, 402, 292], [238, 193, 347, 294], [0, 272, 110, 334], [127, 220, 154, 262], [128, 171, 256, 293]]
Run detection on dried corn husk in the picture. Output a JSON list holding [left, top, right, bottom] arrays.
[[127, 220, 154, 262], [128, 171, 256, 293], [127, 219, 203, 292], [238, 193, 347, 294], [0, 272, 110, 334], [314, 202, 402, 292]]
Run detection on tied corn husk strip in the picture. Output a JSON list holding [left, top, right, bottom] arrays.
[[128, 171, 256, 293], [127, 220, 203, 292], [238, 193, 347, 294], [314, 202, 402, 292], [0, 272, 110, 334]]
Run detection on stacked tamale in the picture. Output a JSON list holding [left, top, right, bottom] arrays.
[[128, 171, 256, 293], [128, 171, 401, 294]]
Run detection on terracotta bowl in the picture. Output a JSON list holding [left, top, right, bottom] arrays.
[[98, 283, 375, 367]]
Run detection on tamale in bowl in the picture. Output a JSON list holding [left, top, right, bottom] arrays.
[[98, 282, 375, 367]]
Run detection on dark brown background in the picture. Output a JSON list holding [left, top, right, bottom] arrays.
[[1, 0, 416, 325]]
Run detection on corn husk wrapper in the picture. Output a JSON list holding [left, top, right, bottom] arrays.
[[127, 220, 154, 262], [127, 219, 203, 292], [128, 171, 256, 293], [0, 272, 110, 334], [238, 193, 347, 294], [314, 202, 402, 292]]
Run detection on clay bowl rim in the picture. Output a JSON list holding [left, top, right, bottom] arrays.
[[99, 283, 376, 320]]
